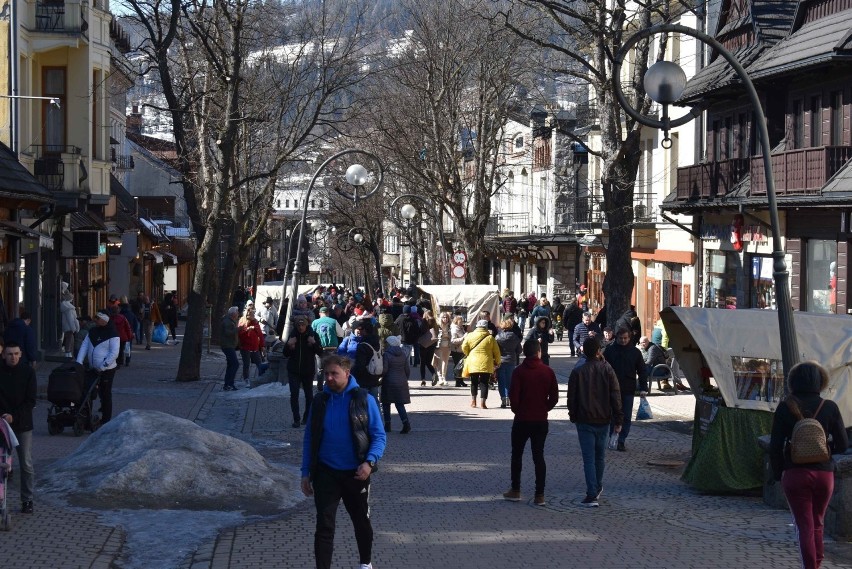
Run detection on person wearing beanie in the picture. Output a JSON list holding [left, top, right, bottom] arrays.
[[76, 311, 120, 423], [381, 336, 411, 433], [461, 320, 501, 408]]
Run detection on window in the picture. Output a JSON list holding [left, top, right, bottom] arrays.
[[831, 91, 844, 145], [810, 96, 822, 147], [384, 234, 399, 254], [310, 199, 315, 208], [276, 200, 280, 208], [725, 117, 733, 160], [793, 99, 804, 149], [318, 199, 324, 208], [43, 68, 66, 153], [712, 120, 721, 160], [514, 136, 524, 150], [737, 113, 747, 158], [806, 239, 837, 313], [285, 199, 289, 208]]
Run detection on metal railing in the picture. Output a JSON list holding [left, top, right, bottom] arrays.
[[34, 1, 88, 37], [112, 154, 134, 170]]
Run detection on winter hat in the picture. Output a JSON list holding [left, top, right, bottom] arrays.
[[386, 335, 401, 347], [319, 306, 328, 313], [403, 305, 411, 314], [476, 319, 489, 328], [95, 312, 110, 323]]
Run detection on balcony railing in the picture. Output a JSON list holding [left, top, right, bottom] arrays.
[[632, 192, 658, 223], [750, 146, 852, 196], [487, 196, 606, 237], [25, 145, 82, 192], [676, 157, 750, 199], [35, 1, 88, 37], [112, 154, 134, 170]]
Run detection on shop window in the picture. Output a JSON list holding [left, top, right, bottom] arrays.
[[749, 255, 774, 309], [806, 239, 837, 313], [732, 356, 785, 403], [706, 250, 745, 308]]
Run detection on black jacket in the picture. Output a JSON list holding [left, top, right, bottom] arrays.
[[284, 328, 323, 377], [603, 341, 648, 393], [0, 361, 37, 434], [770, 371, 848, 480]]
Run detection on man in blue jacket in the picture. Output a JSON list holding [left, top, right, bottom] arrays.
[[301, 354, 386, 569]]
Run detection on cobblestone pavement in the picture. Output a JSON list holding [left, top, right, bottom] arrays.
[[2, 338, 851, 568]]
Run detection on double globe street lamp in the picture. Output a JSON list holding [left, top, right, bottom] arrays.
[[612, 23, 799, 376], [390, 194, 449, 286], [280, 150, 383, 342], [337, 226, 384, 295]]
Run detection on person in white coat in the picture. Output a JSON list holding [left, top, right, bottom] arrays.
[[76, 312, 120, 423], [59, 295, 79, 359]]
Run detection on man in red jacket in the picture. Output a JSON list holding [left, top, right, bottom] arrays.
[[502, 339, 559, 506]]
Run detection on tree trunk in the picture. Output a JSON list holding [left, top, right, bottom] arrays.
[[176, 223, 221, 381], [461, 229, 487, 284]]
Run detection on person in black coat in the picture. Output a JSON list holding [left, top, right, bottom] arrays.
[[563, 301, 584, 357], [284, 317, 323, 428], [3, 312, 37, 366], [602, 327, 648, 452], [770, 362, 847, 569], [524, 316, 554, 365], [0, 342, 38, 513], [161, 292, 180, 345]]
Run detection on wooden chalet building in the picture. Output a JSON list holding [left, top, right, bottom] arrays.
[[663, 0, 852, 315]]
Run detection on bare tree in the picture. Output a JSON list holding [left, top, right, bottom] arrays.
[[121, 0, 377, 379], [356, 0, 535, 283], [499, 0, 675, 325]]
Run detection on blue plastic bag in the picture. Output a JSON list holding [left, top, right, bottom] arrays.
[[152, 323, 169, 344], [635, 396, 653, 420]]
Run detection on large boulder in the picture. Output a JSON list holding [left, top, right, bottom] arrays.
[[40, 409, 300, 514]]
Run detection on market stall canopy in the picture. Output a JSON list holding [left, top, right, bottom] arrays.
[[415, 285, 500, 326], [257, 282, 331, 304], [661, 307, 852, 422]]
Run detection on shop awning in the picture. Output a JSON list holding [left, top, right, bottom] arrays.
[[161, 251, 178, 264], [0, 220, 54, 250], [71, 211, 107, 231], [144, 250, 163, 263]]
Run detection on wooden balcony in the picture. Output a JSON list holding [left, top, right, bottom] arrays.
[[750, 146, 852, 196], [676, 158, 750, 199]]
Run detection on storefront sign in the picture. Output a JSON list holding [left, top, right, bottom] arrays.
[[701, 223, 767, 243]]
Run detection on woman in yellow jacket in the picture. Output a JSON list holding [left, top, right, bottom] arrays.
[[462, 319, 502, 408]]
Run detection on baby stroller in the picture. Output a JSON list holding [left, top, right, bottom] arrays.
[[47, 362, 102, 436], [0, 417, 14, 530]]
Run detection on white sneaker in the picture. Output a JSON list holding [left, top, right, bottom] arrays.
[[359, 564, 373, 569]]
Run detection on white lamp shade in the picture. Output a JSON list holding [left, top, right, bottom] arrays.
[[345, 164, 369, 187], [644, 60, 687, 105], [400, 203, 417, 220]]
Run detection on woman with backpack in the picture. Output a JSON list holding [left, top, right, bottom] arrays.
[[770, 361, 847, 569], [350, 320, 382, 400]]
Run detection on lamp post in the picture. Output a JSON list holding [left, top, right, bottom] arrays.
[[612, 23, 799, 376], [391, 194, 449, 285], [280, 150, 383, 342], [399, 203, 418, 285]]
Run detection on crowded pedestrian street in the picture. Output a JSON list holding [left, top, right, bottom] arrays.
[[2, 337, 850, 569]]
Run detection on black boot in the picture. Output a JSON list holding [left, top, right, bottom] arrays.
[[400, 421, 411, 434]]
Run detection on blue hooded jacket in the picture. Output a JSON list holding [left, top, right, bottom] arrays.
[[300, 376, 386, 477]]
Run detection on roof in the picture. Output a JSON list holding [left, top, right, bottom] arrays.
[[0, 140, 52, 205], [110, 174, 136, 212], [681, 0, 797, 100], [71, 211, 107, 231], [748, 9, 852, 79]]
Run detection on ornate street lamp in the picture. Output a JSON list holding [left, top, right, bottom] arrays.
[[280, 150, 383, 342], [612, 23, 799, 376]]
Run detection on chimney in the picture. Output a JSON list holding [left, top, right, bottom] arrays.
[[126, 105, 142, 135]]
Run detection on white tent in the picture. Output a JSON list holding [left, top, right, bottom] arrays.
[[661, 307, 852, 423], [415, 285, 501, 326], [254, 282, 330, 305]]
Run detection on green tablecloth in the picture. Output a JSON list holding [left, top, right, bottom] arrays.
[[682, 405, 773, 493]]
